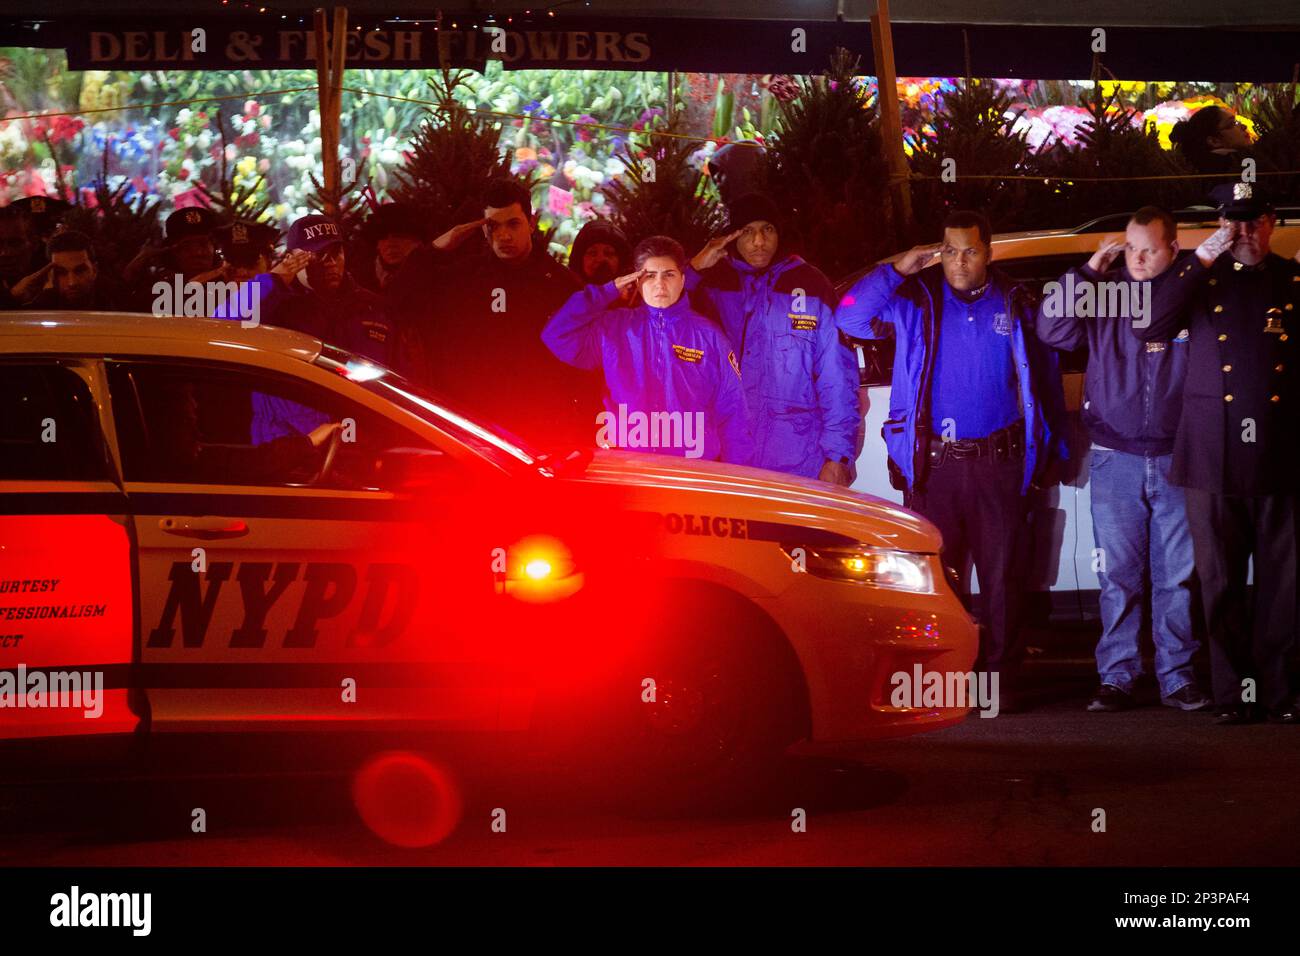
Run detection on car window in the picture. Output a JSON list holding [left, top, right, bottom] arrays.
[[106, 360, 441, 492], [0, 362, 109, 481]]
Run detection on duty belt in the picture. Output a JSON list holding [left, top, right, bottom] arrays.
[[928, 419, 1026, 465]]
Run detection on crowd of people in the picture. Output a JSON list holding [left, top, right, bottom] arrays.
[[0, 161, 1296, 724]]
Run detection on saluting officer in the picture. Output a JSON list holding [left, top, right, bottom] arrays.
[[1135, 183, 1299, 724], [837, 210, 1069, 710]]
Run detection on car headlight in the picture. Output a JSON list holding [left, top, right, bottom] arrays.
[[783, 545, 935, 593]]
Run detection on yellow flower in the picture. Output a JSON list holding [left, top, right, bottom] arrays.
[[237, 156, 257, 176]]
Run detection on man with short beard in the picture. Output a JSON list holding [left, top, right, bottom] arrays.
[[23, 230, 120, 311], [1135, 183, 1300, 724], [1038, 206, 1210, 714]]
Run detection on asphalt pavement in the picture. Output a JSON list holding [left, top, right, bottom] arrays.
[[3, 634, 1297, 867]]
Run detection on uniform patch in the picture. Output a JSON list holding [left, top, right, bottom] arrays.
[[993, 312, 1013, 336], [1174, 328, 1190, 342], [728, 349, 741, 378], [789, 313, 818, 331], [672, 344, 704, 363], [1145, 341, 1166, 353]]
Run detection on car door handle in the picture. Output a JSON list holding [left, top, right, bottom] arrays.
[[158, 516, 249, 538]]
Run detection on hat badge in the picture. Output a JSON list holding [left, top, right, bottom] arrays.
[[31, 198, 45, 213], [185, 209, 201, 223], [1232, 183, 1252, 201], [232, 223, 248, 243]]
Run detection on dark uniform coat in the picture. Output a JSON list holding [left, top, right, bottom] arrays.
[[1135, 252, 1299, 495]]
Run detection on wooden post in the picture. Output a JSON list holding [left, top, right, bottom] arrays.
[[314, 6, 349, 216], [869, 0, 914, 246]]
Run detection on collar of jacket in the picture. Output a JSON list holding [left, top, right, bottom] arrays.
[[905, 263, 1031, 312], [728, 251, 802, 281], [641, 294, 695, 325]]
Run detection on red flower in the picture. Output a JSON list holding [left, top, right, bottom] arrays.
[[168, 127, 180, 140], [362, 135, 371, 145], [177, 168, 190, 180]]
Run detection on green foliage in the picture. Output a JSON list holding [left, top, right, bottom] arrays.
[[1250, 85, 1300, 203], [909, 79, 1041, 236], [600, 121, 724, 251], [1030, 83, 1201, 228], [762, 48, 889, 280], [61, 146, 164, 276], [389, 69, 519, 237]]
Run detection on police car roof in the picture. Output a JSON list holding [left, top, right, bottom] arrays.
[[0, 312, 323, 363]]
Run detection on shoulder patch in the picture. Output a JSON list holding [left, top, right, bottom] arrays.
[[728, 349, 741, 378]]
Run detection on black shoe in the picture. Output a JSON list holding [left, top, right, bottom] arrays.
[[1267, 706, 1300, 724], [1214, 704, 1262, 725], [1161, 682, 1214, 712], [1087, 684, 1135, 712]]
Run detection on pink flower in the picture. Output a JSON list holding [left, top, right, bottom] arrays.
[[244, 100, 260, 116]]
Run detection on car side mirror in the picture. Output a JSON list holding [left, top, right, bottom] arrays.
[[376, 446, 450, 492]]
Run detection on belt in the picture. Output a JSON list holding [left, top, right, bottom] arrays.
[[928, 420, 1025, 465]]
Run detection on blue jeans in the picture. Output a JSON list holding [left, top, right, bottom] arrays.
[[1089, 447, 1198, 696]]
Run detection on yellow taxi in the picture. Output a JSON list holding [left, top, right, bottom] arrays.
[[0, 312, 977, 795]]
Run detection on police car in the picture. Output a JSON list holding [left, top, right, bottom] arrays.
[[841, 208, 1300, 617], [1, 312, 976, 799]]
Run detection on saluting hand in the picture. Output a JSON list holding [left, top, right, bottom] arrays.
[[1087, 236, 1125, 274], [690, 229, 743, 273], [271, 249, 313, 283], [893, 243, 942, 276], [1196, 224, 1235, 266], [433, 217, 489, 252], [10, 261, 53, 303], [613, 269, 645, 296]]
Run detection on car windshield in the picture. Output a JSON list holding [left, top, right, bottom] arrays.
[[313, 344, 544, 471]]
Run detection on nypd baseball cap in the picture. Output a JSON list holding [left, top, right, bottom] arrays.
[[286, 214, 344, 253]]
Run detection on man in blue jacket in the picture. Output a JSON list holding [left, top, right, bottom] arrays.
[[1037, 206, 1210, 714], [837, 210, 1067, 708], [686, 194, 859, 483], [543, 236, 753, 465]]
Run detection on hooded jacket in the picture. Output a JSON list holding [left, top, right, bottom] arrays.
[[837, 262, 1068, 495], [686, 252, 859, 478], [544, 281, 754, 465]]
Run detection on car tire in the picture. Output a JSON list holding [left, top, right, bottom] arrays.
[[595, 602, 806, 812]]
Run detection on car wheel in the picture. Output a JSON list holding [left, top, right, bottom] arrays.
[[603, 615, 805, 810]]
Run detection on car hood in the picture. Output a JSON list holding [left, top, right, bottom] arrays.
[[572, 450, 940, 554]]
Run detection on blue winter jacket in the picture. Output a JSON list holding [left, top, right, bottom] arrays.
[[686, 254, 860, 478], [543, 282, 754, 465], [837, 262, 1068, 495]]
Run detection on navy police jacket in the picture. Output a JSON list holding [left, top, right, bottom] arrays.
[[543, 282, 754, 465], [1036, 256, 1191, 457], [686, 254, 859, 478], [837, 262, 1068, 495]]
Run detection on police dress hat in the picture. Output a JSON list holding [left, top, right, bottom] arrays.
[[361, 203, 426, 242], [10, 195, 72, 235], [215, 219, 280, 265], [164, 206, 218, 246], [1210, 182, 1274, 221]]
